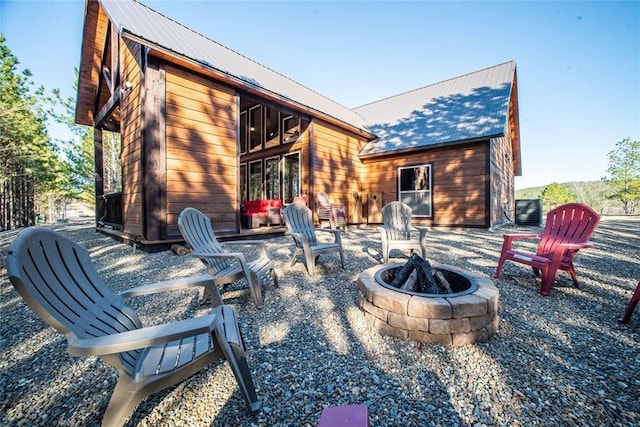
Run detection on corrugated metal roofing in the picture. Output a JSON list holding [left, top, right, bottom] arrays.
[[99, 0, 371, 134], [354, 61, 516, 157]]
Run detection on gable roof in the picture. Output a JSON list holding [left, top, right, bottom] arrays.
[[354, 61, 517, 157], [86, 0, 371, 137]]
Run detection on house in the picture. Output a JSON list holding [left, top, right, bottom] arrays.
[[75, 0, 521, 249]]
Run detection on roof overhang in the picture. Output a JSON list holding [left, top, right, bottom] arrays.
[[358, 135, 500, 160], [124, 32, 376, 141]]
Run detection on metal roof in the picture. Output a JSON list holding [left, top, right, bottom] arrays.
[[99, 0, 371, 134], [354, 61, 517, 157]]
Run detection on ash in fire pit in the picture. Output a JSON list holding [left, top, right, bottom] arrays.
[[375, 253, 479, 297]]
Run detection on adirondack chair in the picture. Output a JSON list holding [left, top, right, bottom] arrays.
[[494, 203, 600, 296], [380, 201, 428, 264], [282, 202, 345, 277], [317, 191, 347, 230], [178, 207, 277, 309], [6, 227, 260, 427], [619, 280, 640, 324]]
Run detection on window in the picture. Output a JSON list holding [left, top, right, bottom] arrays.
[[239, 163, 247, 202], [398, 164, 432, 217], [249, 105, 263, 152], [249, 160, 262, 200], [239, 111, 247, 154], [283, 152, 301, 203], [282, 115, 300, 143], [264, 107, 280, 148], [265, 156, 280, 200]]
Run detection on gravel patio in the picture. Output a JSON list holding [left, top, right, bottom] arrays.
[[1, 216, 639, 426]]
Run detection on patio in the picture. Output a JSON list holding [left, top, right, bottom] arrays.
[[1, 217, 639, 426]]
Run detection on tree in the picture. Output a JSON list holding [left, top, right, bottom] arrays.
[[540, 182, 574, 212], [606, 137, 640, 214], [0, 35, 64, 228]]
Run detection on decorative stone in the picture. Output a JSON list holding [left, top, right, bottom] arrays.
[[357, 263, 499, 347]]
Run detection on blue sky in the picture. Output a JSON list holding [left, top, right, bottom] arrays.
[[1, 0, 639, 190]]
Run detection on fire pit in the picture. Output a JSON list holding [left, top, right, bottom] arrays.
[[357, 261, 499, 346]]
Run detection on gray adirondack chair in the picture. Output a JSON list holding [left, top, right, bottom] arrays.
[[282, 202, 344, 276], [6, 227, 260, 427], [380, 201, 428, 263], [178, 207, 277, 309]]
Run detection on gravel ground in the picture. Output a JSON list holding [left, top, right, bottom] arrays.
[[1, 216, 639, 427]]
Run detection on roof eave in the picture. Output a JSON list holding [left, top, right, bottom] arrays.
[[121, 31, 376, 141], [358, 134, 500, 160]]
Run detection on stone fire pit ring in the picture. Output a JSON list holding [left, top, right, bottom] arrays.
[[357, 263, 499, 346]]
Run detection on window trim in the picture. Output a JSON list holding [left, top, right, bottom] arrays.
[[248, 105, 263, 153], [239, 111, 248, 155], [397, 163, 433, 218], [248, 159, 263, 201], [282, 115, 301, 144], [264, 155, 281, 200], [264, 107, 280, 149], [239, 163, 247, 202], [282, 151, 301, 203]]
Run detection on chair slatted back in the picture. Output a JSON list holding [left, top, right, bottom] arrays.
[[7, 227, 142, 375], [178, 208, 233, 273], [537, 203, 600, 264], [382, 201, 414, 240], [283, 203, 318, 247]]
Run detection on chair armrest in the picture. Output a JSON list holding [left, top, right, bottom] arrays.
[[559, 242, 595, 250], [316, 228, 342, 244], [415, 226, 428, 242], [117, 274, 214, 299], [221, 240, 267, 258], [67, 313, 218, 357], [191, 251, 247, 262], [503, 233, 540, 240]]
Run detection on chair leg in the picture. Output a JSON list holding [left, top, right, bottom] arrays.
[[214, 305, 260, 413], [247, 271, 264, 309], [304, 251, 316, 277], [567, 263, 579, 286], [271, 268, 279, 287], [619, 281, 640, 324], [102, 376, 145, 427], [493, 254, 507, 279], [539, 265, 556, 296]]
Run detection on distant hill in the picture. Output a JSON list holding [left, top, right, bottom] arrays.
[[515, 181, 627, 215]]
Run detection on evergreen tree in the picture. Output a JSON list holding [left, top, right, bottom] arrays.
[[0, 35, 63, 228]]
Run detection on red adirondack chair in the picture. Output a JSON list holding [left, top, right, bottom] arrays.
[[494, 203, 600, 296]]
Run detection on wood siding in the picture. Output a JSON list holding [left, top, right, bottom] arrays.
[[362, 142, 489, 227], [120, 38, 144, 237], [490, 134, 515, 227], [164, 64, 238, 237], [311, 121, 366, 224]]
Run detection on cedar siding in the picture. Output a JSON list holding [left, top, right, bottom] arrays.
[[120, 38, 144, 237], [165, 64, 238, 237], [362, 142, 489, 227], [311, 121, 366, 224]]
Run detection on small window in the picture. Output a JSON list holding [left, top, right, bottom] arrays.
[[249, 105, 263, 152], [283, 152, 301, 203], [249, 160, 262, 200], [398, 164, 432, 217], [265, 156, 280, 200], [282, 115, 300, 143], [264, 107, 280, 148], [239, 111, 248, 155], [239, 163, 247, 202]]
